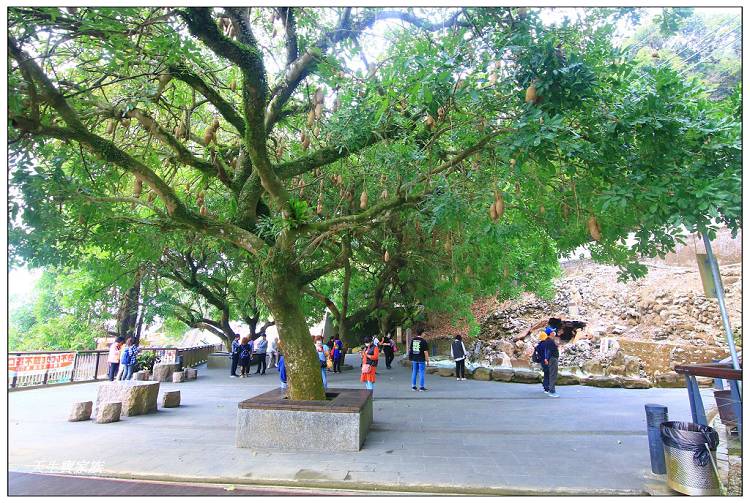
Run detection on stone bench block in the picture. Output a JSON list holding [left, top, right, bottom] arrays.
[[491, 369, 514, 382], [511, 369, 542, 384], [96, 381, 160, 417], [172, 371, 185, 383], [68, 401, 92, 422], [472, 367, 492, 381], [96, 402, 122, 423], [207, 353, 231, 369], [133, 370, 151, 381], [153, 363, 180, 382], [556, 373, 581, 386], [237, 389, 372, 452], [161, 390, 181, 408], [184, 368, 197, 380]]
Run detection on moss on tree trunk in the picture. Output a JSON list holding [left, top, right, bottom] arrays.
[[261, 267, 326, 401]]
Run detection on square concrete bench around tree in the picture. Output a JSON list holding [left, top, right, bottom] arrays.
[[95, 381, 160, 417], [68, 401, 93, 422], [207, 353, 231, 369], [161, 390, 181, 408], [172, 371, 185, 383], [96, 402, 122, 424], [236, 389, 373, 452]]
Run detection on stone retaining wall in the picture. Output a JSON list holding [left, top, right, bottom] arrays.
[[616, 339, 729, 377]]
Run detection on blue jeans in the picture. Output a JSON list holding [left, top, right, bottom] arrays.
[[321, 367, 328, 389], [365, 381, 373, 390], [411, 361, 425, 388], [122, 364, 134, 380]]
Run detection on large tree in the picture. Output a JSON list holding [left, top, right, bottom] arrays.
[[9, 7, 740, 399]]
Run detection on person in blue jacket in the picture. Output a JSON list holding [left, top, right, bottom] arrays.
[[278, 353, 287, 391], [230, 334, 241, 378], [542, 328, 560, 398]]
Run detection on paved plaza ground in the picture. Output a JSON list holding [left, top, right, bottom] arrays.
[[9, 354, 711, 495]]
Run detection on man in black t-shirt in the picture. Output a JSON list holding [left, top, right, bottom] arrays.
[[408, 326, 430, 391]]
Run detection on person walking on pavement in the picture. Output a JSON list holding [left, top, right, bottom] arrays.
[[254, 333, 268, 375], [331, 335, 344, 373], [315, 337, 330, 390], [543, 328, 560, 397], [230, 334, 241, 377], [532, 331, 548, 392], [381, 333, 395, 369], [360, 336, 379, 391], [409, 326, 430, 391], [451, 334, 468, 380]]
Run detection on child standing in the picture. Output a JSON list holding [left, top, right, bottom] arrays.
[[315, 338, 330, 389], [278, 353, 287, 391], [117, 338, 133, 380]]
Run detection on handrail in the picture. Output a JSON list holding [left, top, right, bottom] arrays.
[[674, 363, 743, 381], [8, 343, 222, 390]]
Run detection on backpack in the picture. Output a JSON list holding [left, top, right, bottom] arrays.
[[532, 341, 545, 363]]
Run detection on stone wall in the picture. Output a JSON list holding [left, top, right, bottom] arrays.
[[616, 339, 729, 377]]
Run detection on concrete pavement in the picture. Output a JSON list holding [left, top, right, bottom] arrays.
[[9, 354, 705, 495]]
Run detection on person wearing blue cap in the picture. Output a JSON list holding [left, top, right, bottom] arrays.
[[542, 327, 560, 397]]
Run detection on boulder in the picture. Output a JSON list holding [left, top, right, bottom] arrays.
[[606, 365, 626, 376], [133, 371, 150, 381], [582, 360, 605, 375], [653, 372, 685, 388], [184, 368, 197, 380], [95, 381, 160, 417], [96, 402, 122, 424], [426, 367, 439, 375], [473, 367, 492, 381], [512, 370, 542, 384], [491, 369, 514, 382], [623, 356, 641, 377], [68, 401, 92, 422], [437, 367, 455, 377], [152, 363, 180, 382], [555, 373, 581, 386], [620, 377, 652, 389], [161, 390, 181, 408], [172, 371, 185, 383], [582, 376, 622, 388]]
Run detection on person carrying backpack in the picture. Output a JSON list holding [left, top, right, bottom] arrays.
[[408, 326, 430, 391], [532, 330, 549, 392], [381, 333, 395, 369], [450, 334, 468, 380], [543, 330, 560, 398]]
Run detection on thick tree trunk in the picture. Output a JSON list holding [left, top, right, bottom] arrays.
[[117, 266, 144, 341], [260, 267, 326, 401]]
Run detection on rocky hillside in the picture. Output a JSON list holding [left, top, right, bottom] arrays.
[[427, 259, 741, 375]]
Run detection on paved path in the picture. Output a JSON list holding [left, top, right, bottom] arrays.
[[8, 472, 366, 496], [9, 354, 707, 495]]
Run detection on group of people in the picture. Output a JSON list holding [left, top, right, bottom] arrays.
[[230, 333, 278, 378], [223, 324, 559, 398], [106, 336, 139, 381]]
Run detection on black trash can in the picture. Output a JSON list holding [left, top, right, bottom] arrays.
[[660, 421, 721, 495]]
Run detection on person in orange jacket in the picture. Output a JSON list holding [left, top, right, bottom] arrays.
[[360, 336, 379, 392]]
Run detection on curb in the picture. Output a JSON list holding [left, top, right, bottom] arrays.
[[10, 467, 648, 496]]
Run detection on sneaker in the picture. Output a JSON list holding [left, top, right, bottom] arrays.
[[230, 375, 238, 378], [412, 386, 418, 391], [461, 378, 467, 381], [419, 387, 427, 392], [457, 378, 460, 381], [548, 392, 559, 398], [543, 390, 549, 394]]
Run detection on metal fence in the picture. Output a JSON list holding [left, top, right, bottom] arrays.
[[8, 344, 222, 390]]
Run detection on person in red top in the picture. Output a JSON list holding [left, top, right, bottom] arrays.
[[360, 336, 379, 392]]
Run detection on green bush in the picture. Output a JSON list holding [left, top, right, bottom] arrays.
[[136, 351, 158, 372]]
